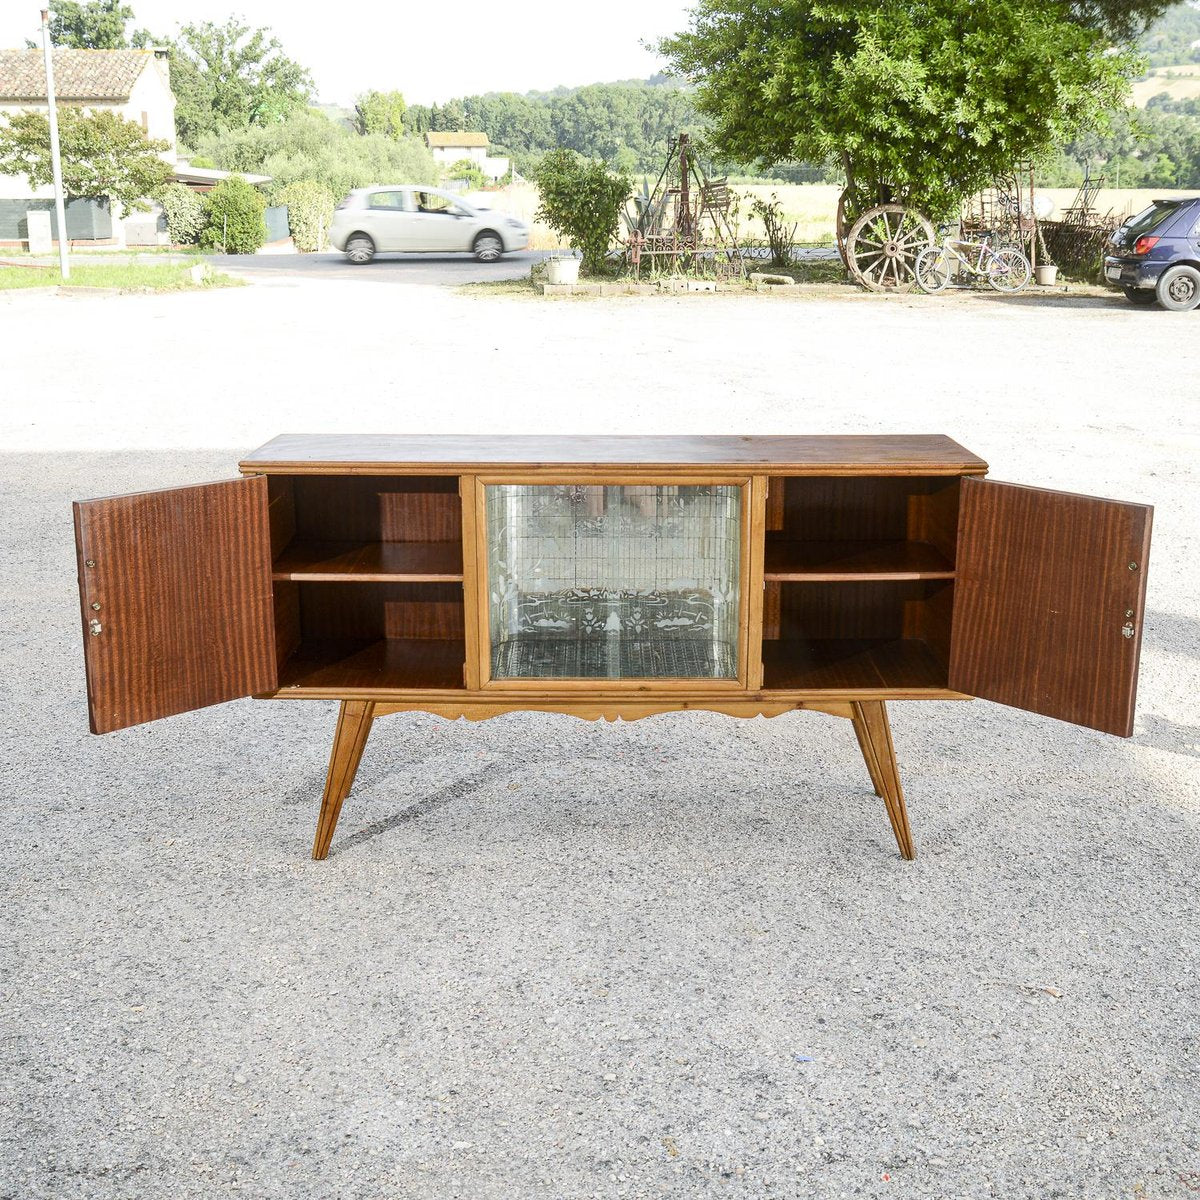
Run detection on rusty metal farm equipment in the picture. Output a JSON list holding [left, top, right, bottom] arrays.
[[624, 133, 746, 279]]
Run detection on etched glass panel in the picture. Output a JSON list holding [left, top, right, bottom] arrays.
[[486, 484, 742, 679]]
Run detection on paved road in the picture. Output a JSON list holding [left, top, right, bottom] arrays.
[[206, 249, 550, 284]]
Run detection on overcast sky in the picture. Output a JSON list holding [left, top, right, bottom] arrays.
[[1, 1, 696, 106]]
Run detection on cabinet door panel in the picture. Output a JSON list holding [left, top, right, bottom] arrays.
[[74, 477, 277, 733], [949, 478, 1151, 736]]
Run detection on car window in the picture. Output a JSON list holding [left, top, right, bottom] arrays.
[[415, 192, 459, 215], [367, 191, 407, 210], [1122, 201, 1182, 238]]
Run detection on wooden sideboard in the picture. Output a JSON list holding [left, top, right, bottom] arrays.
[[72, 435, 1153, 860]]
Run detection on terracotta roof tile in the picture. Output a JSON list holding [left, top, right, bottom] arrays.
[[0, 48, 155, 101]]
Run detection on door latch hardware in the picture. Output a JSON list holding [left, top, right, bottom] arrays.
[[85, 559, 95, 568], [1122, 622, 1135, 639], [91, 602, 101, 611], [1128, 562, 1139, 570], [89, 619, 102, 636]]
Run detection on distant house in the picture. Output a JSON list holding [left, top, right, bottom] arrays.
[[425, 131, 510, 183], [0, 47, 267, 248]]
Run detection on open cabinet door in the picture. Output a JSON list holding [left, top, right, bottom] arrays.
[[948, 478, 1151, 737], [74, 477, 277, 734]]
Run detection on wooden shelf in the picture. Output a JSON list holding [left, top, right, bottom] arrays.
[[762, 637, 948, 691], [278, 638, 466, 691], [764, 538, 954, 581], [272, 540, 463, 582]]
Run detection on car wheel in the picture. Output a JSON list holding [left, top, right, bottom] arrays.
[[345, 234, 375, 265], [1155, 264, 1200, 311], [473, 231, 504, 263], [1123, 287, 1156, 306]]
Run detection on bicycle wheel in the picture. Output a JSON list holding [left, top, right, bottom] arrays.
[[988, 248, 1031, 292], [915, 246, 951, 293]]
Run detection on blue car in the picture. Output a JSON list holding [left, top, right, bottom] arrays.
[[1104, 196, 1200, 310]]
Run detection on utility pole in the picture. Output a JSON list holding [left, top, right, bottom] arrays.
[[40, 7, 70, 279]]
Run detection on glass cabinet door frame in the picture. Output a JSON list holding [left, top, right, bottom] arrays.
[[468, 474, 766, 693]]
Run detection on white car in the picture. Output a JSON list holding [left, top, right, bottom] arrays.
[[328, 185, 530, 264]]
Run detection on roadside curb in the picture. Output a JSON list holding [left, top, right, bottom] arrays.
[[540, 280, 724, 297]]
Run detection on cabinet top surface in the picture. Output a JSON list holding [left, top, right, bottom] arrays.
[[241, 434, 988, 474]]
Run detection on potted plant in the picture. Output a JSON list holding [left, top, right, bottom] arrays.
[[534, 150, 630, 285], [1034, 226, 1057, 285]]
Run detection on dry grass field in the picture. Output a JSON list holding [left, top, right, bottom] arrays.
[[1131, 64, 1200, 106], [476, 180, 1198, 254]]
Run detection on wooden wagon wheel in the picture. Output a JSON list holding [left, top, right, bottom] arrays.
[[844, 205, 935, 292]]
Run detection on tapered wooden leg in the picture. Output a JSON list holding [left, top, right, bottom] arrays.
[[851, 716, 885, 798], [850, 701, 915, 861], [312, 700, 375, 860]]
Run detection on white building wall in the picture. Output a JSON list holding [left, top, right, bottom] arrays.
[[122, 57, 176, 156], [481, 154, 510, 181], [432, 145, 488, 166], [431, 145, 510, 182], [0, 57, 175, 242]]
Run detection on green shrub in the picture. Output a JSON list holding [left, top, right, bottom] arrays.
[[534, 149, 630, 275], [159, 182, 205, 245], [748, 193, 797, 267], [278, 180, 334, 251], [200, 175, 267, 253], [445, 157, 486, 190]]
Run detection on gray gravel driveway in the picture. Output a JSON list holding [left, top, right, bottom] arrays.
[[1, 280, 1198, 1198]]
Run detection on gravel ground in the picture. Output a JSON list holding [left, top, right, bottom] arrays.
[[1, 280, 1199, 1199]]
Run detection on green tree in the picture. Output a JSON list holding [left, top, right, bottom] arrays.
[[659, 0, 1169, 217], [534, 148, 630, 275], [1078, 0, 1174, 41], [0, 107, 171, 209], [35, 0, 150, 48], [401, 81, 705, 175], [432, 98, 467, 131], [170, 18, 313, 145], [354, 90, 407, 138], [445, 157, 486, 188], [190, 109, 437, 199], [200, 174, 267, 253]]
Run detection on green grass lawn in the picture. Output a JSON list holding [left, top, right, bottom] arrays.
[[0, 261, 241, 292]]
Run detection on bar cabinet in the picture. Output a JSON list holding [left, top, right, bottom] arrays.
[[72, 435, 1152, 860]]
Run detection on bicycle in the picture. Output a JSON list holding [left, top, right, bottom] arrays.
[[915, 229, 1032, 294]]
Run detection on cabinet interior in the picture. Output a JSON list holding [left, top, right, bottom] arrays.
[[267, 475, 466, 690], [259, 472, 963, 694], [761, 476, 959, 690]]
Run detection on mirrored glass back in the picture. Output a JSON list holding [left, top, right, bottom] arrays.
[[486, 484, 742, 679]]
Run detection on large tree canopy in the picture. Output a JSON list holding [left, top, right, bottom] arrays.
[[40, 0, 150, 48], [0, 108, 171, 208], [659, 0, 1168, 214], [354, 89, 407, 139], [169, 18, 313, 145]]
